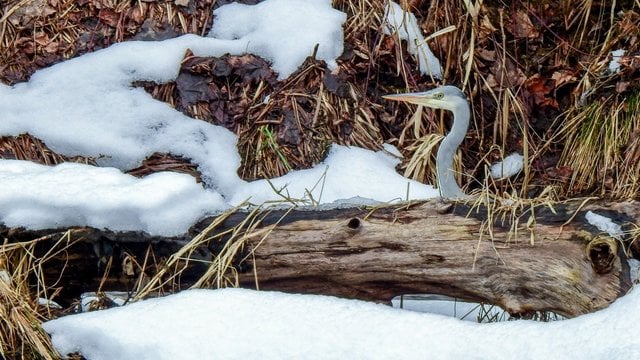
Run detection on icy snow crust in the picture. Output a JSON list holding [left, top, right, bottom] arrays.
[[43, 287, 640, 360], [0, 0, 437, 236]]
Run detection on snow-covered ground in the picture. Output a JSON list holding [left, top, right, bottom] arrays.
[[43, 287, 640, 360], [1, 0, 638, 358], [0, 0, 437, 236]]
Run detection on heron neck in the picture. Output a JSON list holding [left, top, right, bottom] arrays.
[[436, 101, 470, 199]]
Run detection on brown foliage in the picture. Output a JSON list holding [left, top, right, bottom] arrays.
[[1, 0, 640, 196]]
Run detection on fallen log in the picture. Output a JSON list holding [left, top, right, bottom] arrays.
[[2, 199, 637, 317]]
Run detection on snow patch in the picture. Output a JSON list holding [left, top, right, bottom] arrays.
[[0, 161, 224, 236], [38, 298, 62, 309], [608, 49, 626, 73], [209, 0, 346, 79], [43, 287, 640, 359], [230, 144, 439, 205], [383, 1, 443, 79], [585, 210, 624, 239], [490, 153, 524, 179]]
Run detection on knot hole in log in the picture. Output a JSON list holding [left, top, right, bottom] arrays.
[[587, 236, 618, 274], [347, 218, 361, 232]]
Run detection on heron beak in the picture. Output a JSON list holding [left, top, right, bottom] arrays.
[[382, 92, 431, 106]]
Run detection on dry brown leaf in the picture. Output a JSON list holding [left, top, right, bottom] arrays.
[[512, 11, 539, 39], [323, 69, 349, 98], [44, 41, 59, 54], [476, 48, 496, 62], [526, 74, 558, 108], [616, 81, 630, 93], [478, 14, 497, 40], [34, 32, 50, 46], [551, 70, 576, 87], [6, 0, 56, 26], [129, 4, 148, 24], [98, 8, 120, 27], [488, 58, 526, 89]]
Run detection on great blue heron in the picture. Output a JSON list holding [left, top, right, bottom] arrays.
[[383, 85, 469, 199]]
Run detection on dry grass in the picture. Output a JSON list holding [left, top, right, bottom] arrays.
[[2, 0, 640, 357], [557, 95, 640, 198], [2, 0, 639, 198], [0, 134, 66, 165], [130, 203, 272, 299], [0, 231, 82, 359]]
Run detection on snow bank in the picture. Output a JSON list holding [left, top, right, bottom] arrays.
[[231, 144, 438, 205], [0, 160, 224, 236], [209, 0, 346, 78], [43, 287, 640, 360]]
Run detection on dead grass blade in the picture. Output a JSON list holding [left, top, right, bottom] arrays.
[[0, 230, 83, 360]]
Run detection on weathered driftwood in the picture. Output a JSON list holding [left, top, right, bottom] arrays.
[[2, 199, 638, 317]]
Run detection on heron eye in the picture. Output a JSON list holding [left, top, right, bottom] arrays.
[[434, 92, 444, 99]]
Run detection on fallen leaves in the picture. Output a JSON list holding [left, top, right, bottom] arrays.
[[5, 0, 56, 27], [510, 10, 539, 39], [525, 74, 558, 108], [174, 52, 278, 130], [0, 0, 216, 84]]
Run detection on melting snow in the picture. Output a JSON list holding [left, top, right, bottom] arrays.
[[383, 1, 443, 79], [43, 287, 640, 360], [608, 49, 626, 73], [585, 211, 624, 239], [0, 0, 437, 236], [490, 153, 524, 179]]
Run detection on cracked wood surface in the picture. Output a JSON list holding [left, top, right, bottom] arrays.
[[232, 200, 633, 317], [3, 199, 637, 317]]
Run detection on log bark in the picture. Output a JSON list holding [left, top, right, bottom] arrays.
[[3, 199, 638, 317]]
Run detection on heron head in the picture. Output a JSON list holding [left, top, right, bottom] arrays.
[[383, 85, 467, 112]]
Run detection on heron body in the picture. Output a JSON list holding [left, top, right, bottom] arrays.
[[383, 86, 470, 199]]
